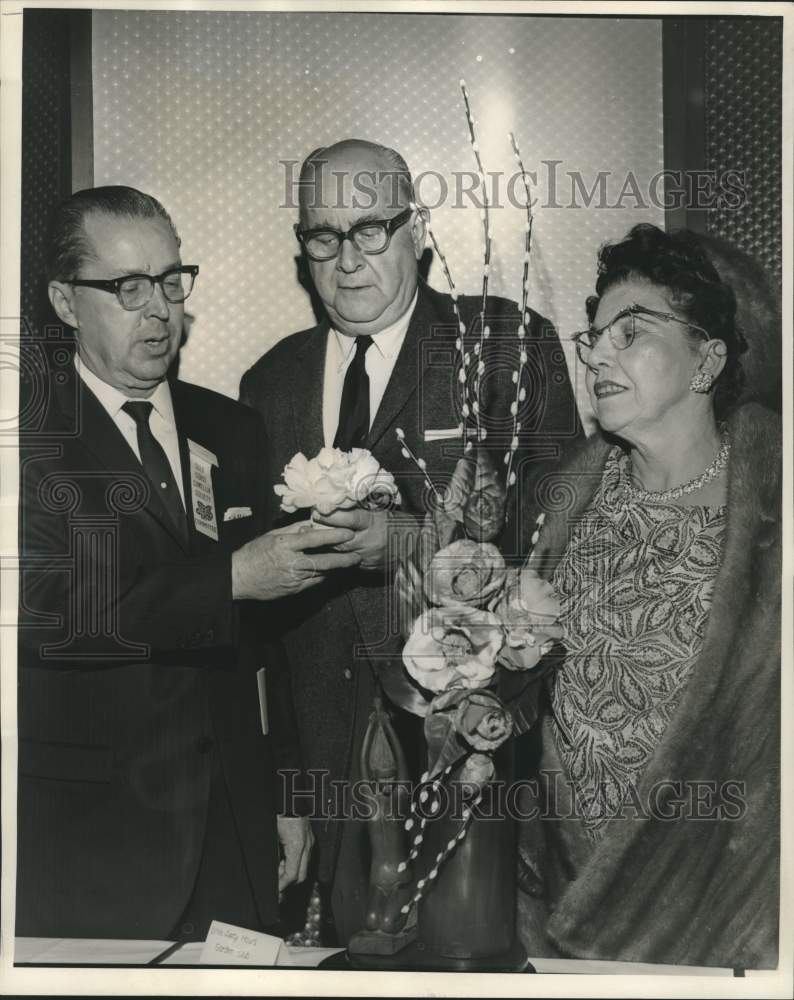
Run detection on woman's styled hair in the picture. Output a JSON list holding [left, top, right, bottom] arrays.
[[585, 223, 748, 418], [695, 231, 781, 414]]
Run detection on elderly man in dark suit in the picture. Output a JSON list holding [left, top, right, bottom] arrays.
[[239, 140, 582, 943], [16, 185, 361, 942]]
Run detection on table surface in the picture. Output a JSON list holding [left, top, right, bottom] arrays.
[[13, 938, 736, 974], [14, 937, 343, 968]]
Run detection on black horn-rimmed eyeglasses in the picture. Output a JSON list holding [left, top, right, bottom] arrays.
[[294, 207, 413, 262], [65, 265, 199, 311]]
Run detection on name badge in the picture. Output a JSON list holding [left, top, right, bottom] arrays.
[[188, 439, 219, 541]]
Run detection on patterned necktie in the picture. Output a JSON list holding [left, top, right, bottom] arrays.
[[333, 335, 374, 451], [122, 401, 188, 545]]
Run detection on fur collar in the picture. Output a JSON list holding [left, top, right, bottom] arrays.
[[528, 403, 781, 968]]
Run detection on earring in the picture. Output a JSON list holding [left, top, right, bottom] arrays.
[[690, 369, 714, 393]]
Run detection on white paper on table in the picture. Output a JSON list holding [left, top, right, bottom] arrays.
[[162, 940, 343, 967], [14, 937, 175, 965], [198, 920, 282, 966]]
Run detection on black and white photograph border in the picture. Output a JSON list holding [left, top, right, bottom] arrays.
[[0, 0, 792, 997]]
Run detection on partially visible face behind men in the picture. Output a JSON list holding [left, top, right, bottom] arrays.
[[50, 211, 183, 398], [299, 142, 425, 337]]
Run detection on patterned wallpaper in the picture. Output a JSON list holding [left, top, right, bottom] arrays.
[[92, 11, 664, 416], [21, 10, 72, 335], [704, 17, 782, 283]]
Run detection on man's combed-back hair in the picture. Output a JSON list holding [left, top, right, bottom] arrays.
[[298, 139, 415, 217], [47, 185, 180, 282], [585, 223, 747, 418]]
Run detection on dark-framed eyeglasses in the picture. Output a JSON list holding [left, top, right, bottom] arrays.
[[65, 265, 199, 311], [294, 207, 413, 262], [572, 304, 709, 364]]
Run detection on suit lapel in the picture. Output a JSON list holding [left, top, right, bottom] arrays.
[[291, 324, 327, 457], [347, 286, 456, 653], [296, 287, 451, 459], [367, 285, 446, 452], [56, 368, 190, 553]]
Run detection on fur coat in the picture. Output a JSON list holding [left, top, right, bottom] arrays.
[[516, 403, 781, 969]]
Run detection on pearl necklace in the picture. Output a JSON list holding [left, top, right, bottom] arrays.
[[624, 429, 730, 503]]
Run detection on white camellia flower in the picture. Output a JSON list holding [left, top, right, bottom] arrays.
[[274, 451, 350, 515], [274, 447, 400, 515], [347, 449, 402, 510]]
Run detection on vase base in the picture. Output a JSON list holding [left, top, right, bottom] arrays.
[[319, 938, 532, 973], [348, 925, 417, 956]]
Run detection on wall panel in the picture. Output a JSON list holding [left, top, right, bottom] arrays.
[[703, 16, 782, 281], [91, 11, 665, 411]]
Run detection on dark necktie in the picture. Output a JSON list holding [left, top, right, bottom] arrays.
[[122, 401, 189, 546], [334, 335, 374, 451]]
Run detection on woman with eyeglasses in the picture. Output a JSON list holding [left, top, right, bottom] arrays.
[[515, 223, 780, 969]]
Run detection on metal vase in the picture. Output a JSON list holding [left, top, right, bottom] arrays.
[[416, 777, 516, 960]]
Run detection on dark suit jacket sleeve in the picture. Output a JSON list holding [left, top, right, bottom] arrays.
[[237, 380, 307, 808], [238, 373, 278, 529], [473, 297, 583, 560], [263, 632, 311, 816], [517, 309, 584, 549], [238, 366, 257, 413], [18, 454, 238, 667]]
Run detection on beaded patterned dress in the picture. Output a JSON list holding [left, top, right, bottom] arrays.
[[549, 446, 726, 839]]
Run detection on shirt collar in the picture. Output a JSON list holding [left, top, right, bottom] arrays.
[[331, 289, 418, 368], [74, 353, 176, 426]]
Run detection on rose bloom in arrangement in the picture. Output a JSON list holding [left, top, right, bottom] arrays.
[[403, 606, 506, 692], [423, 539, 507, 608], [427, 688, 514, 753], [403, 542, 563, 692]]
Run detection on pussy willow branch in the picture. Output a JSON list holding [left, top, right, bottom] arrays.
[[504, 131, 535, 492], [398, 765, 481, 916], [395, 427, 443, 501], [460, 79, 492, 448]]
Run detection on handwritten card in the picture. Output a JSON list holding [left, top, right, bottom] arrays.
[[198, 920, 282, 966]]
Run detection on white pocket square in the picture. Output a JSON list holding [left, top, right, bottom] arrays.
[[223, 506, 252, 522]]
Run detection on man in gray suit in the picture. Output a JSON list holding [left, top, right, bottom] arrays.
[[240, 139, 582, 943]]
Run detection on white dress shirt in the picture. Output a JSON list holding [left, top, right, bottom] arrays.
[[322, 290, 418, 448], [75, 355, 186, 509]]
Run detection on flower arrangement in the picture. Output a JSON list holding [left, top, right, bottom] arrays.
[[276, 83, 560, 943], [383, 446, 562, 917], [373, 84, 562, 921], [275, 446, 401, 516]]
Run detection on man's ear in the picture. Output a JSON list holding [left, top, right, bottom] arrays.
[[48, 281, 79, 329], [410, 207, 427, 260]]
